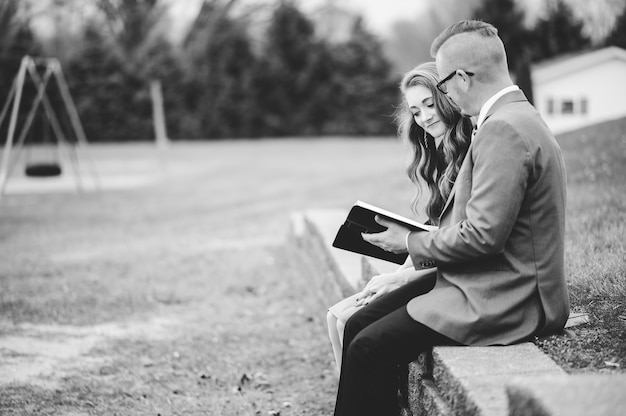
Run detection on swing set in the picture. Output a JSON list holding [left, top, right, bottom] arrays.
[[0, 55, 98, 198]]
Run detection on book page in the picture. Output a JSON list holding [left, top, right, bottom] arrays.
[[355, 200, 438, 231]]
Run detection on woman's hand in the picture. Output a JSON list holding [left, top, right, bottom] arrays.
[[355, 271, 407, 306]]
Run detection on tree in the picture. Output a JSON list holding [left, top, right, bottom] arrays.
[[66, 25, 147, 142], [530, 0, 591, 62], [0, 0, 23, 58], [29, 0, 91, 66], [325, 19, 397, 135], [182, 0, 258, 139], [0, 0, 41, 86], [471, 0, 593, 103], [255, 1, 327, 136], [0, 0, 42, 143], [97, 0, 167, 74], [604, 5, 626, 48], [472, 0, 535, 102], [254, 2, 397, 137], [96, 0, 173, 141]]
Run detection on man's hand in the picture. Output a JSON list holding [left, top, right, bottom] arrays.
[[361, 215, 410, 254]]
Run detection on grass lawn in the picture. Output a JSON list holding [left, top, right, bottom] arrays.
[[535, 117, 626, 373], [0, 138, 410, 415], [0, 117, 624, 414]]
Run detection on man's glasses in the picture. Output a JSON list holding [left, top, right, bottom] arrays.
[[436, 70, 474, 94]]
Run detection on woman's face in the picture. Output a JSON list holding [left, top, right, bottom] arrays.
[[405, 84, 446, 145]]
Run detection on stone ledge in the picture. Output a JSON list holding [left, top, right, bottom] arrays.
[[507, 374, 626, 416], [431, 345, 564, 416], [407, 354, 454, 416], [289, 211, 354, 302], [291, 210, 362, 298]]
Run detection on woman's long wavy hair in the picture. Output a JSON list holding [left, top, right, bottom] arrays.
[[396, 62, 473, 223]]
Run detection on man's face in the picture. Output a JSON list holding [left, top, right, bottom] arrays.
[[436, 53, 473, 116]]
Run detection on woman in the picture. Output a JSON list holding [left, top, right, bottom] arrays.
[[326, 61, 472, 372]]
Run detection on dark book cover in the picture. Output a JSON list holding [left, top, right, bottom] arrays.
[[332, 201, 435, 264]]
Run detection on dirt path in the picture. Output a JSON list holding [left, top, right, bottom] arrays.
[[1, 243, 337, 415]]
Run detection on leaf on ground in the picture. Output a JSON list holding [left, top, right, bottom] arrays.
[[140, 356, 154, 367], [239, 373, 252, 388]]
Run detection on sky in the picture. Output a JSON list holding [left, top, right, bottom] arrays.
[[30, 0, 430, 46], [168, 0, 430, 38], [33, 0, 625, 48], [297, 0, 429, 36]]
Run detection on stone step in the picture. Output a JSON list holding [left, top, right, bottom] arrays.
[[430, 344, 564, 416], [506, 374, 626, 416], [290, 210, 362, 298]]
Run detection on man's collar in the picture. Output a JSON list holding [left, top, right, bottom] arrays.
[[475, 85, 520, 129]]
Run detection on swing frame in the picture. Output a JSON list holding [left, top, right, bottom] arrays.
[[0, 56, 99, 197]]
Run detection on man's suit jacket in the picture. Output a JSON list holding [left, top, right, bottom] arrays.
[[406, 90, 569, 346]]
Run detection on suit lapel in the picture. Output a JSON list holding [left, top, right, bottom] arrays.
[[438, 90, 529, 221]]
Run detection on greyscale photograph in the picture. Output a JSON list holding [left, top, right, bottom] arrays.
[[0, 0, 624, 415]]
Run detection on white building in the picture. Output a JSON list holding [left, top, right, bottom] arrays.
[[531, 46, 626, 135]]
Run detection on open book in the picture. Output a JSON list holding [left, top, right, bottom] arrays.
[[332, 200, 436, 264]]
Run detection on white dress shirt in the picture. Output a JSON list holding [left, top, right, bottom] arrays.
[[475, 85, 520, 129]]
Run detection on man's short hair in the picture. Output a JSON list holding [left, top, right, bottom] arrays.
[[431, 20, 499, 58]]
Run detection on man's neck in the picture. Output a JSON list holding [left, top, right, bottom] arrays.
[[475, 80, 514, 112]]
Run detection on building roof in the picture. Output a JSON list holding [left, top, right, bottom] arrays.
[[531, 46, 626, 84]]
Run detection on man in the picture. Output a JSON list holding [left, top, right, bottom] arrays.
[[334, 20, 569, 416]]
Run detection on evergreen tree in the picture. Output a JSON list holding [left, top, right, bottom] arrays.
[[66, 26, 148, 142], [326, 19, 397, 135], [530, 0, 591, 61], [0, 0, 23, 59], [254, 2, 396, 137], [96, 0, 173, 141], [0, 0, 42, 144], [255, 1, 326, 136], [298, 42, 337, 135], [97, 0, 167, 74], [183, 1, 258, 139], [604, 5, 626, 49]]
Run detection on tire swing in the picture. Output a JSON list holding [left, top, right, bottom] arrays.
[[24, 116, 63, 178], [24, 162, 62, 177]]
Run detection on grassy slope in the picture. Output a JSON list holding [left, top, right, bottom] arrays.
[[535, 117, 626, 373]]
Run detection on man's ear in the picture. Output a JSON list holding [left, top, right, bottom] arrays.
[[458, 70, 472, 92]]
